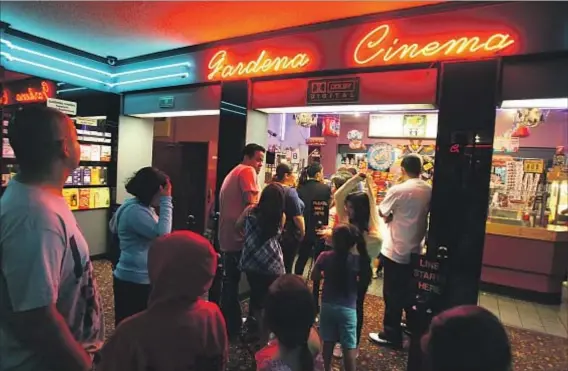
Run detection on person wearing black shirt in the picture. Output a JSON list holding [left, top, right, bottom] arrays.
[[272, 163, 306, 273], [295, 162, 332, 276]]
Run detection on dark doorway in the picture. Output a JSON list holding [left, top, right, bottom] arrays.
[[152, 141, 209, 234]]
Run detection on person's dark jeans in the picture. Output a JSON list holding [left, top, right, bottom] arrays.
[[281, 232, 300, 274], [356, 281, 369, 345], [294, 237, 315, 276], [220, 251, 242, 340], [381, 254, 413, 344], [245, 271, 279, 319], [113, 275, 151, 327]]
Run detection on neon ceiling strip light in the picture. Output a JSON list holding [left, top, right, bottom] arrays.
[[57, 87, 88, 94], [1, 51, 107, 85], [113, 63, 191, 77], [1, 52, 191, 89], [221, 100, 247, 111], [108, 73, 189, 88], [0, 38, 191, 77], [221, 107, 247, 116]]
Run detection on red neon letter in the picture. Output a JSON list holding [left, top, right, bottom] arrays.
[[208, 50, 311, 81], [353, 24, 515, 66]]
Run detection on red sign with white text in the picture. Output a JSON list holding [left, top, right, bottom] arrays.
[[1, 80, 56, 106]]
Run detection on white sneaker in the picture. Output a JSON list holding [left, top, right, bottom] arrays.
[[333, 344, 343, 358]]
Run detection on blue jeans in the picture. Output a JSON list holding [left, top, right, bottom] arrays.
[[219, 251, 242, 339], [320, 303, 358, 350]]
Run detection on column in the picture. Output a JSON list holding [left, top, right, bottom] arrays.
[[215, 80, 249, 207], [429, 59, 500, 308], [407, 59, 499, 371]]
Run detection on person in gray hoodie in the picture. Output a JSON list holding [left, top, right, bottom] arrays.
[[109, 167, 173, 326]]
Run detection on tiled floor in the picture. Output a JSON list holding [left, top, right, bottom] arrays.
[[478, 291, 568, 338], [368, 275, 568, 339]]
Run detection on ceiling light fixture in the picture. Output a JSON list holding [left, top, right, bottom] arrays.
[[220, 107, 247, 116], [257, 104, 436, 114], [1, 51, 107, 85], [1, 52, 189, 89], [108, 73, 189, 88], [57, 87, 88, 94], [0, 38, 191, 77], [221, 100, 247, 111], [131, 110, 220, 118], [500, 98, 568, 109]]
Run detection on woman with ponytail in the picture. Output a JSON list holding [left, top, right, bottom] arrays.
[[317, 172, 380, 358], [256, 275, 324, 371], [312, 224, 372, 371]]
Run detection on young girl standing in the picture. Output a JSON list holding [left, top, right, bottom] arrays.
[[311, 224, 372, 371]]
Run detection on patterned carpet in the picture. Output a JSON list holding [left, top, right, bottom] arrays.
[[94, 260, 568, 371]]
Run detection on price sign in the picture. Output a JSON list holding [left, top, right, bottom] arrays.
[[523, 159, 544, 174]]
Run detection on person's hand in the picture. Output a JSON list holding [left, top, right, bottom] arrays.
[[316, 227, 332, 238], [160, 178, 172, 197], [358, 172, 367, 179]]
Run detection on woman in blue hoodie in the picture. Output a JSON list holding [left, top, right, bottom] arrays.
[[110, 167, 173, 325]]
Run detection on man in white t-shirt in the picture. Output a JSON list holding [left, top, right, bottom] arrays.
[[369, 154, 431, 349], [0, 106, 104, 371], [217, 143, 264, 340]]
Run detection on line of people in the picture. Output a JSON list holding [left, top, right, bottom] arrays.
[[0, 106, 513, 371]]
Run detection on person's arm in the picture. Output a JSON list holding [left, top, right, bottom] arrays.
[[127, 196, 173, 239], [290, 189, 306, 239], [334, 174, 365, 223], [293, 216, 306, 239], [364, 175, 380, 231], [2, 222, 91, 371], [310, 252, 327, 281], [240, 167, 260, 207], [379, 187, 398, 223], [236, 205, 254, 231]]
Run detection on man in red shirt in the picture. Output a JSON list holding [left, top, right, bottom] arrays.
[[218, 143, 265, 340]]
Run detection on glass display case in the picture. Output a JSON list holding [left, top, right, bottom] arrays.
[[488, 156, 546, 227], [547, 169, 568, 226]]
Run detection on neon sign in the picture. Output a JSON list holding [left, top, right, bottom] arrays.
[[1, 90, 8, 106], [15, 81, 51, 103], [207, 50, 311, 81], [354, 24, 515, 66]]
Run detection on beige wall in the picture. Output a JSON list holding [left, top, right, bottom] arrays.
[[117, 115, 154, 203]]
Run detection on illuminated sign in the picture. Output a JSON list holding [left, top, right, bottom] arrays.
[[353, 24, 515, 66], [1, 80, 56, 106], [207, 49, 311, 81], [15, 81, 51, 103]]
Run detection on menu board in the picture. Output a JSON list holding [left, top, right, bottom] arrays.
[[369, 113, 438, 139]]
